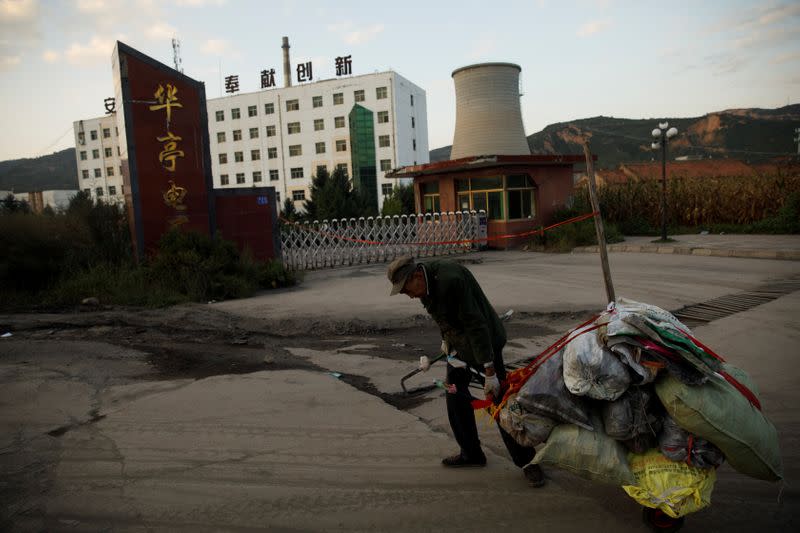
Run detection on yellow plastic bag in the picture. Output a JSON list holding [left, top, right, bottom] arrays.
[[622, 449, 716, 518]]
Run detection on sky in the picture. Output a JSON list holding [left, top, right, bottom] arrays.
[[0, 0, 798, 161]]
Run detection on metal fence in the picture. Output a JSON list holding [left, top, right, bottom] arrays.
[[280, 210, 484, 270]]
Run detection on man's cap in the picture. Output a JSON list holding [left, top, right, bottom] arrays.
[[387, 255, 417, 296]]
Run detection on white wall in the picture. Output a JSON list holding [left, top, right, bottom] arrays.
[[73, 115, 124, 205]]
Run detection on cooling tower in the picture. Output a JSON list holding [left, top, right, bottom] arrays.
[[450, 62, 530, 159]]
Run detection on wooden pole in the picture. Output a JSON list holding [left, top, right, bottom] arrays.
[[582, 142, 616, 305]]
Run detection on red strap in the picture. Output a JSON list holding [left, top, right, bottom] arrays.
[[686, 434, 694, 466], [678, 328, 726, 362], [720, 370, 762, 410]]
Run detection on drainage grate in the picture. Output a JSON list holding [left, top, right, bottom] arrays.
[[672, 278, 800, 328]]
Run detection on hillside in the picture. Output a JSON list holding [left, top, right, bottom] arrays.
[[430, 104, 800, 168], [0, 148, 77, 192]]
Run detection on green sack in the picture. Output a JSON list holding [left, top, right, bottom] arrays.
[[532, 421, 635, 486], [655, 364, 782, 481]]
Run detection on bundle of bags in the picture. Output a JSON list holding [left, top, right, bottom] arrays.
[[496, 297, 782, 519]]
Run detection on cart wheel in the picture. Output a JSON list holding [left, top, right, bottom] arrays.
[[642, 507, 685, 532]]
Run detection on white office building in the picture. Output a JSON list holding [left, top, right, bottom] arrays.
[[72, 70, 428, 213], [73, 115, 125, 205], [207, 70, 427, 211]]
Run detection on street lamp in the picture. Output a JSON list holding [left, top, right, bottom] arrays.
[[651, 122, 678, 241]]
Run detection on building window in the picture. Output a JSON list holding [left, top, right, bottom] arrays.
[[276, 192, 280, 202], [120, 165, 123, 174], [78, 132, 85, 144], [217, 132, 226, 143], [378, 135, 390, 148], [221, 174, 229, 185], [236, 172, 245, 184], [413, 139, 417, 150], [286, 99, 299, 111], [289, 144, 302, 156], [115, 127, 119, 136], [290, 167, 304, 179], [335, 139, 347, 152], [233, 129, 242, 141], [312, 95, 323, 108], [94, 168, 102, 177], [216, 110, 224, 121], [381, 183, 393, 196], [376, 86, 388, 99], [251, 149, 261, 161], [287, 122, 301, 134], [264, 103, 274, 114], [82, 169, 89, 179], [334, 116, 345, 128], [292, 190, 305, 201], [80, 151, 87, 160], [103, 128, 111, 138], [354, 89, 365, 102], [410, 94, 414, 106], [269, 169, 279, 181], [266, 125, 276, 137], [90, 130, 98, 140], [456, 177, 504, 221], [248, 105, 257, 117], [104, 147, 112, 157], [421, 181, 440, 213], [219, 153, 228, 164], [377, 111, 389, 124], [83, 188, 90, 194], [253, 171, 262, 182], [314, 118, 324, 131], [117, 146, 120, 156], [107, 166, 114, 176], [336, 163, 348, 175], [380, 159, 392, 171], [248, 127, 258, 139], [234, 151, 244, 162], [315, 142, 326, 154], [333, 92, 344, 105], [316, 164, 327, 176], [412, 116, 415, 128], [92, 149, 99, 159], [506, 175, 536, 220], [96, 187, 104, 196], [268, 147, 277, 159], [108, 185, 117, 195], [231, 108, 241, 119]]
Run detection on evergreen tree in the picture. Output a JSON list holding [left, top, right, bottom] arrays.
[[302, 166, 373, 221], [280, 197, 298, 222], [381, 183, 415, 216]]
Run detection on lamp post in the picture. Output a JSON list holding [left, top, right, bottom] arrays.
[[651, 122, 678, 241]]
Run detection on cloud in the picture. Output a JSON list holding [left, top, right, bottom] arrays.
[[64, 36, 118, 67], [201, 38, 232, 55], [0, 0, 37, 20], [0, 54, 20, 70], [468, 35, 496, 61], [771, 51, 800, 65], [577, 18, 611, 37], [146, 21, 177, 41], [343, 23, 384, 45], [42, 49, 59, 62]]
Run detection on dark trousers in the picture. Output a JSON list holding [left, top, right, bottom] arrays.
[[445, 355, 536, 468]]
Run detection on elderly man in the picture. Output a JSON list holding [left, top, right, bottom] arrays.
[[388, 255, 544, 487]]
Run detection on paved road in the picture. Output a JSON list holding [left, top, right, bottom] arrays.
[[1, 250, 798, 532]]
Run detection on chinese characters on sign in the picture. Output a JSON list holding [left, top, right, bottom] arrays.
[[261, 68, 276, 88], [296, 62, 312, 83], [225, 75, 240, 94], [335, 55, 352, 76], [104, 97, 116, 114], [149, 83, 188, 227]]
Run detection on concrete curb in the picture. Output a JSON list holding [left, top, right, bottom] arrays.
[[571, 244, 800, 261]]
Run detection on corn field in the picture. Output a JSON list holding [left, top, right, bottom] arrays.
[[587, 174, 800, 227]]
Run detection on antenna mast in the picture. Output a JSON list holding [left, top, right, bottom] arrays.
[[172, 38, 183, 73]]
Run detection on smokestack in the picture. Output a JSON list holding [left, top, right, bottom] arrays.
[[282, 36, 291, 88], [450, 62, 530, 159]]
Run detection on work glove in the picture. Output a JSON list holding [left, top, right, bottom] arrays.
[[419, 355, 431, 372], [440, 339, 451, 355], [483, 373, 501, 400]]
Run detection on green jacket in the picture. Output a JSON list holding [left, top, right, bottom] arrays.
[[420, 260, 506, 367]]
